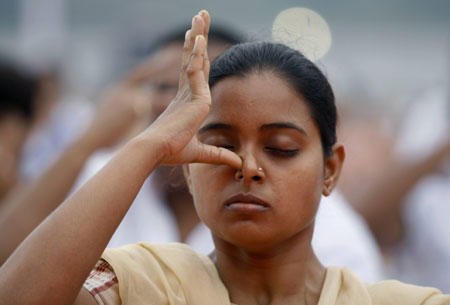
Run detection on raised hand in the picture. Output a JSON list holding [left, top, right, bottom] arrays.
[[142, 11, 242, 169]]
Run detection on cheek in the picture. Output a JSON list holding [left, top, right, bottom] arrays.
[[275, 158, 324, 224]]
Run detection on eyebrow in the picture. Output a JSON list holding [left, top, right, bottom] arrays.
[[198, 123, 233, 134], [260, 122, 307, 136], [198, 122, 307, 136]]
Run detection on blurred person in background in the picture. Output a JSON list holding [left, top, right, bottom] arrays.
[[386, 86, 450, 293], [0, 57, 152, 265], [0, 59, 38, 201], [338, 85, 450, 292], [18, 67, 94, 183], [75, 25, 384, 282]]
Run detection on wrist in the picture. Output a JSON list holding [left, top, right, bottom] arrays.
[[125, 132, 166, 171]]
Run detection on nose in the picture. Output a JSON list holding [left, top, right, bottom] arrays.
[[234, 151, 265, 184]]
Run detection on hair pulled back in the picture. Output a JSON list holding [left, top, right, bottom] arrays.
[[209, 42, 337, 156]]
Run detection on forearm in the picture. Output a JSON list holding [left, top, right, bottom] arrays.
[[0, 134, 98, 265], [0, 135, 162, 305]]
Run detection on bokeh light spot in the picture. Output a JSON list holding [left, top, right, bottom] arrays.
[[272, 7, 332, 62]]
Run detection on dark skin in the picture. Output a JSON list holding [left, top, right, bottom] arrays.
[[0, 11, 345, 305], [185, 72, 344, 305]]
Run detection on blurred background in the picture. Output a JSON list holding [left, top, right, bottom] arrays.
[[1, 0, 449, 293], [1, 0, 449, 99]]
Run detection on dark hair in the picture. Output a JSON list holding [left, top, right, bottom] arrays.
[[0, 59, 38, 121], [147, 25, 244, 55], [209, 42, 337, 156]]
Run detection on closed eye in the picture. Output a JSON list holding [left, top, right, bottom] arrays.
[[264, 148, 299, 157], [220, 145, 235, 151]]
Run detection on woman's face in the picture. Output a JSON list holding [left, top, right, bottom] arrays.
[[187, 72, 330, 252]]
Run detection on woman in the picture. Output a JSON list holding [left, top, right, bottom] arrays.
[[0, 11, 448, 305]]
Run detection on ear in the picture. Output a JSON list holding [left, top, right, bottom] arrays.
[[182, 164, 193, 195], [322, 143, 345, 196]]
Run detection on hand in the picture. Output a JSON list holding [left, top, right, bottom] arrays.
[[82, 78, 152, 151], [142, 11, 242, 169]]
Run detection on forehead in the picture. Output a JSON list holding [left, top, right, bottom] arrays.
[[207, 72, 314, 129]]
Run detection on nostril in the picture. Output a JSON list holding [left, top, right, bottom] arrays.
[[252, 175, 261, 181]]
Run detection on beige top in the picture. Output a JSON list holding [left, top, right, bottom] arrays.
[[96, 242, 449, 305]]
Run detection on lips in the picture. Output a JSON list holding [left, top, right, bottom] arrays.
[[224, 194, 270, 213]]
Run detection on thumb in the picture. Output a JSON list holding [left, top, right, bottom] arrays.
[[192, 143, 242, 169]]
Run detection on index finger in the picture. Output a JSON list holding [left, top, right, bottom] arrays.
[[193, 143, 243, 170]]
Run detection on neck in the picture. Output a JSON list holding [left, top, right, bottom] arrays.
[[212, 224, 326, 305]]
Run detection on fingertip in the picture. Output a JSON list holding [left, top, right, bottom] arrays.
[[192, 14, 204, 27], [196, 35, 205, 43], [199, 10, 210, 20], [199, 10, 211, 32], [220, 148, 243, 170], [193, 35, 206, 52], [192, 14, 198, 26]]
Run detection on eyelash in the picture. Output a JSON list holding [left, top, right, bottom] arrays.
[[221, 145, 235, 151], [220, 146, 299, 158], [264, 148, 299, 157]]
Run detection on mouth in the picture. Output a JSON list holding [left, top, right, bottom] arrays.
[[224, 194, 270, 213]]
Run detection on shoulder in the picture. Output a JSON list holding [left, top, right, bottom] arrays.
[[327, 267, 449, 305], [366, 279, 449, 305], [101, 242, 215, 283], [100, 243, 230, 305], [102, 242, 210, 269]]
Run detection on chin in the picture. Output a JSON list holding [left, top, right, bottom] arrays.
[[211, 218, 316, 254], [214, 222, 286, 253]]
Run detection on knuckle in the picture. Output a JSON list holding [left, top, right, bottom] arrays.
[[186, 67, 196, 77], [206, 147, 215, 161]]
